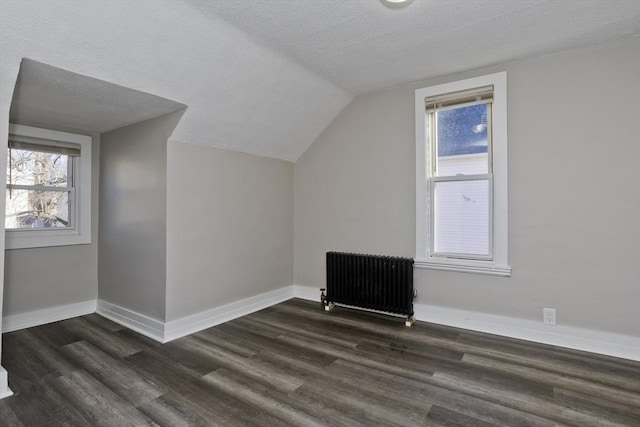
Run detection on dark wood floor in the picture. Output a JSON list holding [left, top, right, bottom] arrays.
[[1, 299, 639, 426]]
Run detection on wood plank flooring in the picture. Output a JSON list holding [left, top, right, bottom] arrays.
[[1, 298, 639, 426]]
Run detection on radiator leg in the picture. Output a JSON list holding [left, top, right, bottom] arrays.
[[324, 303, 336, 311], [405, 316, 415, 327]]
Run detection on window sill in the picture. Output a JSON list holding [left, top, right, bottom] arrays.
[[415, 258, 511, 277], [5, 230, 91, 250]]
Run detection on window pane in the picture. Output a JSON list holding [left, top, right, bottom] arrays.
[[5, 189, 71, 229], [435, 103, 489, 176], [433, 179, 490, 257], [7, 149, 69, 187]]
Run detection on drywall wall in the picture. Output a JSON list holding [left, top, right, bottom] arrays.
[[166, 142, 293, 321], [0, 108, 9, 359], [0, 57, 19, 377], [3, 133, 100, 317], [99, 111, 184, 321], [294, 37, 640, 337]]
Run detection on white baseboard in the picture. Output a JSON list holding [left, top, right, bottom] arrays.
[[0, 366, 12, 400], [96, 300, 166, 343], [3, 285, 636, 361], [96, 286, 296, 343], [164, 286, 294, 342], [413, 303, 640, 362], [2, 300, 97, 333], [293, 285, 639, 361]]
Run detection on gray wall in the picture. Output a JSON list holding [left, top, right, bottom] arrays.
[[99, 111, 184, 322], [3, 133, 100, 317], [294, 37, 640, 337], [0, 110, 9, 357], [166, 142, 293, 321]]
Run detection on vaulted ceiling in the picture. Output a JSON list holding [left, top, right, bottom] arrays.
[[1, 0, 638, 161]]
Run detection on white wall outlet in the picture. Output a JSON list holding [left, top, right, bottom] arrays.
[[543, 308, 556, 325]]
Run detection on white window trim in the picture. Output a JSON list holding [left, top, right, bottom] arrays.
[[415, 72, 510, 276], [6, 124, 92, 249]]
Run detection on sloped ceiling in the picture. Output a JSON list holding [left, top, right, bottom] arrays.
[[1, 0, 638, 161], [0, 0, 350, 161], [10, 59, 187, 134], [204, 0, 640, 94]]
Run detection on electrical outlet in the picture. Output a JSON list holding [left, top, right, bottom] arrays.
[[543, 308, 556, 325]]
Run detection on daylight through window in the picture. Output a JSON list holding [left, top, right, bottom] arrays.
[[6, 140, 79, 229], [427, 88, 493, 259], [5, 124, 92, 250], [415, 72, 510, 276]]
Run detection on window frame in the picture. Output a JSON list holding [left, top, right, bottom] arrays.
[[415, 72, 510, 276], [6, 124, 91, 249]]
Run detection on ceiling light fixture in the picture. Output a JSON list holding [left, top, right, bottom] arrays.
[[381, 0, 413, 8]]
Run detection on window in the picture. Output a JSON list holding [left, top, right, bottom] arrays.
[[415, 72, 510, 276], [5, 124, 91, 249]]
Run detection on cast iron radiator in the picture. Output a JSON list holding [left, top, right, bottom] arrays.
[[325, 252, 415, 325]]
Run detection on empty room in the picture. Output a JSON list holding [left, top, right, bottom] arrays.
[[0, 0, 639, 425]]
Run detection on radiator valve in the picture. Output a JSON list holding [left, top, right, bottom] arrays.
[[413, 289, 418, 299], [320, 288, 326, 308]]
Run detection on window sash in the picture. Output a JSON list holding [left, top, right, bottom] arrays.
[[429, 174, 493, 261], [428, 100, 493, 178], [6, 148, 77, 230], [8, 144, 75, 185], [426, 88, 494, 262], [5, 188, 75, 230], [7, 184, 74, 192]]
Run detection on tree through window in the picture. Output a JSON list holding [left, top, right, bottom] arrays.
[[6, 140, 78, 229]]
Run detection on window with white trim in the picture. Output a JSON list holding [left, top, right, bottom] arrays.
[[5, 124, 92, 249], [415, 72, 510, 276]]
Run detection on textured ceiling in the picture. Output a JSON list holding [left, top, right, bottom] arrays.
[[1, 0, 638, 161], [0, 0, 350, 161], [196, 0, 640, 94], [10, 59, 186, 134]]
